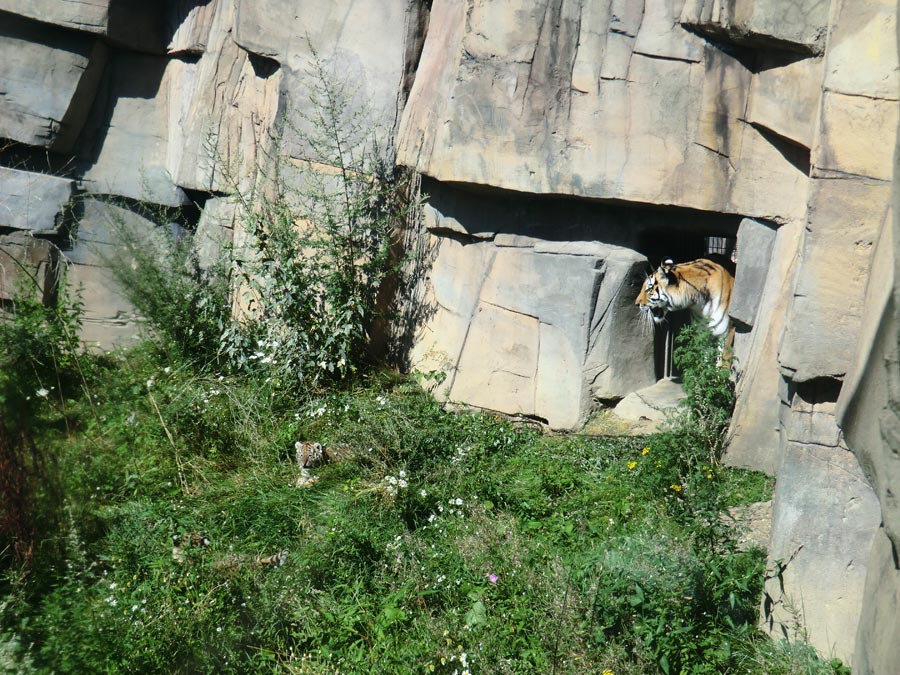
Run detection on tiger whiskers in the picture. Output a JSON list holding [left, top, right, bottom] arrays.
[[639, 307, 657, 336]]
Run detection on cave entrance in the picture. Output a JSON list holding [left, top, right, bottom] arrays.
[[636, 232, 737, 381]]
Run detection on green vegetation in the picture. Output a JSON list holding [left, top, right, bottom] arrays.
[[0, 51, 847, 675], [0, 271, 846, 673]]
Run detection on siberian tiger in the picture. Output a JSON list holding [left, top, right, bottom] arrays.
[[294, 441, 353, 468], [171, 532, 210, 563], [634, 257, 734, 339], [295, 441, 325, 468], [294, 441, 354, 488]]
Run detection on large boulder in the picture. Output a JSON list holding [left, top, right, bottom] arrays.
[[836, 81, 900, 673], [79, 52, 187, 206], [746, 54, 823, 150], [64, 199, 149, 347], [234, 0, 421, 158], [730, 218, 777, 329], [762, 422, 880, 661], [167, 0, 221, 55], [396, 0, 809, 226], [406, 182, 655, 429], [679, 0, 830, 53], [0, 167, 75, 234], [168, 0, 282, 194], [0, 0, 111, 34], [0, 0, 170, 54], [0, 12, 108, 152], [760, 0, 897, 664], [778, 179, 890, 382], [725, 218, 803, 474]]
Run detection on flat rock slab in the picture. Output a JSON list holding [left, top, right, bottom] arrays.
[[0, 167, 75, 233], [611, 378, 687, 433]]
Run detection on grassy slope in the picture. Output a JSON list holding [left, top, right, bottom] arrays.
[[0, 348, 845, 675]]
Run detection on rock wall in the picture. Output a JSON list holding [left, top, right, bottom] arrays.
[[1, 0, 898, 668]]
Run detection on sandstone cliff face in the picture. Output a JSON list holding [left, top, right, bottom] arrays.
[[1, 0, 897, 668]]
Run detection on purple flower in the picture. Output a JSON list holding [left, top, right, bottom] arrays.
[[487, 573, 499, 584]]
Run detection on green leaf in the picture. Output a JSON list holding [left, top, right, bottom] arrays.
[[465, 600, 487, 627], [659, 654, 670, 674], [627, 584, 645, 606]]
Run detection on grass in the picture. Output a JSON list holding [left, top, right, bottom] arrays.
[[0, 342, 851, 675]]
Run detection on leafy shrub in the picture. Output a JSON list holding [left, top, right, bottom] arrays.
[[0, 275, 86, 426], [101, 49, 416, 391], [220, 48, 417, 387], [0, 600, 36, 674], [569, 321, 768, 674], [98, 201, 232, 369], [641, 322, 738, 542], [671, 321, 735, 461], [581, 531, 763, 675]]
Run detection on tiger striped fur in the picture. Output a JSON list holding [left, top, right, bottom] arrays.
[[634, 257, 735, 338]]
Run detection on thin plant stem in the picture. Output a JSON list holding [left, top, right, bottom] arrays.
[[147, 389, 188, 494]]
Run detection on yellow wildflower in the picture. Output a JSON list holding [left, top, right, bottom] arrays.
[[707, 473, 713, 479], [641, 447, 650, 455], [602, 670, 615, 675], [670, 484, 682, 492], [627, 461, 638, 470]]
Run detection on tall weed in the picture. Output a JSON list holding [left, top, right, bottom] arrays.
[[0, 263, 83, 569], [100, 49, 417, 390], [97, 200, 232, 369], [221, 47, 417, 386]]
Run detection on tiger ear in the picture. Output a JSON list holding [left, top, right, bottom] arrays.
[[659, 259, 676, 284]]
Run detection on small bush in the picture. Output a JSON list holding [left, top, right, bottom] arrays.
[[220, 47, 417, 387], [99, 201, 232, 369], [671, 321, 735, 461], [0, 275, 86, 427], [101, 50, 417, 392]]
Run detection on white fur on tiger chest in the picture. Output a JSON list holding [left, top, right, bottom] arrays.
[[698, 298, 729, 337]]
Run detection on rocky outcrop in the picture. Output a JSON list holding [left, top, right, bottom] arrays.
[[0, 12, 108, 152], [396, 0, 810, 225], [0, 0, 422, 348], [836, 33, 900, 669], [762, 381, 881, 658], [0, 168, 75, 234], [406, 181, 657, 429], [680, 0, 830, 53], [1, 0, 898, 668]]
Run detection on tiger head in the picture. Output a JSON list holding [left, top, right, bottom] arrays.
[[635, 259, 676, 328], [295, 440, 325, 468]]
